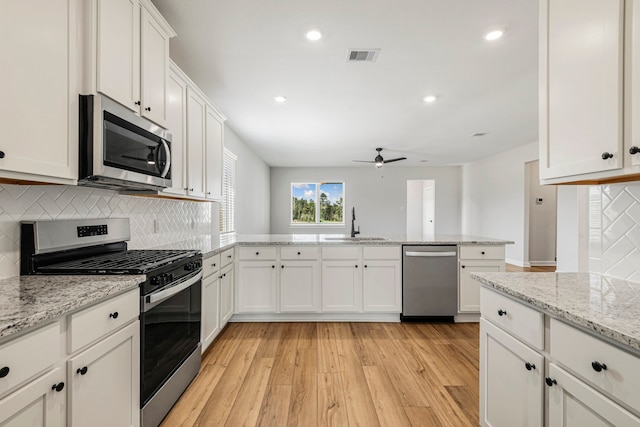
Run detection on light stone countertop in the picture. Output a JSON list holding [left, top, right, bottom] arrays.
[[472, 272, 640, 351], [0, 275, 144, 341]]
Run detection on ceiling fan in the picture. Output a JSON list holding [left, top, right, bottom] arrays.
[[352, 148, 407, 168]]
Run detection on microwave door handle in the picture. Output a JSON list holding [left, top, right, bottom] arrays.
[[160, 138, 171, 178]]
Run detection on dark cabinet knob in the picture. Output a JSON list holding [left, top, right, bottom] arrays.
[[272, 265, 275, 269], [602, 152, 614, 160], [281, 265, 284, 268], [145, 107, 151, 111], [135, 101, 141, 105], [364, 265, 368, 268], [223, 273, 226, 277], [212, 263, 216, 267], [0, 366, 9, 378], [545, 377, 557, 387], [631, 146, 640, 155], [461, 265, 466, 269], [52, 382, 65, 392], [355, 265, 358, 268], [297, 252, 301, 255], [481, 251, 485, 255], [592, 361, 607, 372], [227, 255, 232, 258], [77, 367, 88, 375], [525, 362, 536, 371], [219, 275, 223, 279], [256, 252, 260, 255], [498, 309, 507, 316], [109, 312, 119, 319], [0, 151, 5, 159], [184, 187, 188, 191]]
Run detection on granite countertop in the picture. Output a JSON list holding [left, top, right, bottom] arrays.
[[0, 275, 145, 341], [472, 272, 640, 351]]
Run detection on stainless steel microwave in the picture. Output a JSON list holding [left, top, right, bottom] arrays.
[[78, 94, 172, 191]]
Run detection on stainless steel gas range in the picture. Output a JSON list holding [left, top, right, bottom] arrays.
[[20, 218, 202, 427]]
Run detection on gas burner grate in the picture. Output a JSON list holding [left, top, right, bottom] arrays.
[[43, 250, 197, 273]]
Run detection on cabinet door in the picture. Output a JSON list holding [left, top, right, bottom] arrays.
[[237, 262, 277, 313], [280, 261, 321, 312], [220, 264, 234, 326], [186, 88, 206, 198], [0, 0, 78, 182], [362, 260, 401, 312], [540, 0, 623, 180], [96, 0, 140, 112], [68, 322, 140, 427], [205, 106, 224, 200], [201, 274, 220, 352], [0, 368, 65, 427], [548, 363, 640, 427], [322, 261, 362, 312], [140, 5, 169, 127], [459, 261, 503, 313], [480, 318, 543, 427], [163, 68, 187, 196]]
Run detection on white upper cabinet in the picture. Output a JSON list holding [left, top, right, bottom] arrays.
[[186, 88, 206, 198], [92, 0, 175, 127], [0, 0, 79, 184], [163, 65, 188, 196], [205, 106, 224, 201]]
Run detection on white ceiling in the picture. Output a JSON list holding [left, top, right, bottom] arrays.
[[152, 0, 538, 167]]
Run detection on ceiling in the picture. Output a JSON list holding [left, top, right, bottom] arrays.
[[152, 0, 538, 167]]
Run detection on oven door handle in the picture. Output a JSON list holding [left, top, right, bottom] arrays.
[[144, 271, 203, 311]]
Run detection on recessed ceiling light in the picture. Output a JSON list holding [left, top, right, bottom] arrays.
[[274, 96, 287, 103], [305, 30, 322, 41], [423, 95, 437, 103], [484, 29, 505, 41]]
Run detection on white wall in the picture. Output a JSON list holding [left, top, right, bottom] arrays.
[[223, 126, 270, 234], [462, 141, 538, 265], [556, 186, 589, 272], [270, 166, 462, 236], [527, 160, 557, 265]]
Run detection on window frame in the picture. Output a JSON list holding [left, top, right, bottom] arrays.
[[290, 181, 346, 227], [219, 148, 237, 235]]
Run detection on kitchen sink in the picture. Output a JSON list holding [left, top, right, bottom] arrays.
[[323, 236, 388, 241]]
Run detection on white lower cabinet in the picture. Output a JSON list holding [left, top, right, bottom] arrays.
[[362, 260, 401, 312], [459, 246, 505, 313], [219, 264, 234, 326], [480, 318, 544, 427], [237, 261, 277, 313], [321, 261, 362, 312], [68, 321, 139, 427], [548, 363, 640, 427], [280, 261, 320, 312], [0, 367, 66, 427], [201, 273, 220, 352]]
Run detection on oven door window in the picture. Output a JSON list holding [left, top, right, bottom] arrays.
[[141, 281, 201, 405], [103, 111, 170, 178]]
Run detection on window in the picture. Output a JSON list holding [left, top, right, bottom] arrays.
[[291, 182, 344, 225], [220, 149, 237, 234]]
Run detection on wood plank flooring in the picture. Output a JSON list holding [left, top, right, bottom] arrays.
[[505, 264, 556, 272], [161, 322, 480, 427]]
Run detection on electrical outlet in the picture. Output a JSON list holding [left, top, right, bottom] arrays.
[[153, 219, 160, 233]]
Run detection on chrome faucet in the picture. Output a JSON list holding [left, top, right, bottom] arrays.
[[351, 207, 360, 238]]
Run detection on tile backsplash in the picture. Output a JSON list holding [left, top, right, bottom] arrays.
[[0, 184, 214, 279], [589, 182, 640, 283]]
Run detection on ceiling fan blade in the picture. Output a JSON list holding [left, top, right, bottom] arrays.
[[383, 157, 407, 164], [352, 160, 375, 163]]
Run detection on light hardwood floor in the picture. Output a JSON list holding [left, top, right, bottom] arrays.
[[505, 264, 556, 273], [161, 322, 481, 427]]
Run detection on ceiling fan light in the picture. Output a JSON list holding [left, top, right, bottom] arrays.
[[375, 160, 383, 168]]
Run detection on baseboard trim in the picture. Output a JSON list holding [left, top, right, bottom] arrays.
[[529, 261, 557, 266], [229, 313, 401, 322], [506, 258, 528, 267], [454, 313, 480, 323]]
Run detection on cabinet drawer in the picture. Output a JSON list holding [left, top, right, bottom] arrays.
[[363, 246, 401, 260], [322, 246, 360, 260], [550, 318, 640, 410], [281, 246, 319, 260], [221, 248, 235, 266], [459, 245, 505, 260], [480, 288, 544, 350], [203, 254, 221, 278], [68, 289, 139, 353], [238, 246, 277, 260], [0, 322, 61, 397]]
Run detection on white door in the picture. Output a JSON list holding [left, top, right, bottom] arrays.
[[0, 368, 65, 427], [459, 262, 503, 313], [237, 262, 277, 313], [219, 264, 234, 325], [280, 261, 320, 312], [423, 181, 435, 235], [96, 0, 140, 112], [321, 261, 362, 312], [548, 363, 640, 426], [201, 274, 220, 352], [480, 318, 543, 427], [205, 106, 223, 200], [140, 5, 169, 127], [186, 88, 206, 198], [362, 261, 401, 312], [163, 69, 187, 195], [68, 322, 140, 427]]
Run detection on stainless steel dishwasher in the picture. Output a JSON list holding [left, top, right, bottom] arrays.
[[401, 245, 458, 321]]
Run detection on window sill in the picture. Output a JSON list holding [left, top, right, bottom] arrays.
[[289, 223, 345, 228]]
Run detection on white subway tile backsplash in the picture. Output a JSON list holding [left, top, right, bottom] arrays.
[[0, 184, 214, 279]]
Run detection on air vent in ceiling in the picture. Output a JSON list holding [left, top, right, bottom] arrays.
[[347, 49, 380, 62]]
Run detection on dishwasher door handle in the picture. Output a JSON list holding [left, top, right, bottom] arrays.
[[405, 251, 457, 257]]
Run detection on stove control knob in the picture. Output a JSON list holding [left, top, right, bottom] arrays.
[[150, 277, 161, 287], [185, 262, 196, 271]]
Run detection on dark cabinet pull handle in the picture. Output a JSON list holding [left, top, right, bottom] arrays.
[[602, 152, 614, 160], [525, 362, 536, 371], [0, 151, 5, 159], [109, 312, 119, 319], [0, 366, 9, 378], [545, 377, 557, 387], [52, 382, 65, 392], [77, 367, 88, 375], [592, 361, 607, 372], [498, 309, 507, 316], [145, 107, 151, 111], [631, 146, 640, 155]]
